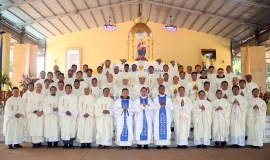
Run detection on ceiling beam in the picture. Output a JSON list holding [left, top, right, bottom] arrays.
[[233, 0, 270, 9], [0, 0, 40, 10], [142, 0, 265, 28], [15, 0, 138, 27]]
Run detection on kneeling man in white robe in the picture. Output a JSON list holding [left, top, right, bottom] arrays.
[[173, 86, 193, 148], [133, 87, 155, 149], [77, 85, 96, 149], [212, 90, 231, 148], [95, 88, 114, 148], [58, 84, 78, 149], [43, 86, 60, 148], [247, 88, 267, 148], [192, 90, 213, 148], [227, 85, 249, 148], [153, 85, 174, 149], [3, 87, 25, 149], [114, 88, 134, 150]]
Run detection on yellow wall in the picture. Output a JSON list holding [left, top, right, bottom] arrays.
[[46, 21, 231, 72]]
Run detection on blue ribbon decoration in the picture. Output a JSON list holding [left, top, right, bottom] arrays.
[[120, 99, 129, 141], [158, 95, 167, 140], [140, 97, 148, 141]]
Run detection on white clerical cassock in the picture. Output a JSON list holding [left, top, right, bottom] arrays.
[[26, 92, 45, 143], [72, 88, 84, 98], [101, 83, 119, 100], [227, 95, 249, 146], [129, 72, 139, 87], [152, 85, 170, 100], [239, 88, 252, 100], [114, 97, 134, 146], [246, 82, 259, 91], [113, 73, 123, 87], [211, 76, 229, 92], [185, 81, 203, 102], [132, 83, 148, 100], [42, 87, 50, 97], [211, 98, 231, 143], [94, 96, 114, 146], [90, 86, 102, 100], [146, 73, 158, 90], [117, 85, 132, 100], [43, 94, 60, 142], [173, 95, 193, 146], [153, 95, 173, 146], [192, 99, 213, 145], [93, 74, 107, 88], [58, 94, 78, 141], [3, 96, 25, 145], [57, 89, 65, 97], [133, 96, 155, 145], [76, 94, 96, 143], [247, 97, 267, 147]]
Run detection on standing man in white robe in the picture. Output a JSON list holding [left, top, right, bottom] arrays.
[[227, 85, 249, 148], [198, 70, 209, 87], [3, 87, 25, 149], [245, 74, 259, 91], [35, 71, 46, 86], [192, 90, 213, 148], [43, 86, 60, 148], [114, 88, 134, 150], [153, 85, 174, 149], [58, 84, 78, 149], [56, 81, 65, 97], [211, 68, 229, 92], [82, 64, 88, 78], [163, 64, 173, 83], [229, 77, 239, 90], [94, 88, 114, 148], [91, 78, 102, 99], [129, 64, 139, 87], [47, 72, 57, 87], [112, 66, 122, 87], [221, 81, 233, 99], [77, 86, 96, 149], [163, 73, 171, 89], [202, 81, 216, 102], [85, 68, 94, 87], [146, 66, 158, 90], [185, 66, 192, 81], [26, 83, 45, 148], [169, 76, 181, 99], [151, 77, 170, 99], [41, 79, 50, 96], [101, 74, 118, 100], [132, 72, 148, 100], [225, 65, 237, 84], [207, 66, 216, 82], [212, 90, 231, 148], [239, 79, 252, 100], [117, 75, 132, 99], [133, 87, 155, 149], [178, 72, 189, 88], [93, 66, 107, 88], [71, 64, 77, 78], [64, 69, 75, 85], [72, 80, 84, 98], [173, 86, 193, 148], [185, 72, 203, 102], [75, 71, 88, 90], [102, 60, 113, 75], [247, 88, 267, 148]]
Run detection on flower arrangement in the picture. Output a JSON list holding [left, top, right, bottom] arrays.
[[156, 58, 162, 65], [19, 73, 32, 93], [177, 63, 181, 68], [135, 56, 148, 61], [0, 73, 12, 90], [120, 59, 127, 65], [170, 60, 176, 67]]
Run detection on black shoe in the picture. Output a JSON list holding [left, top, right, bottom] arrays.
[[202, 145, 207, 148], [221, 141, 226, 148], [171, 127, 174, 132], [80, 143, 85, 149], [63, 144, 68, 149], [8, 145, 13, 149], [86, 143, 91, 148], [183, 145, 188, 148], [32, 144, 37, 148], [177, 145, 181, 149], [144, 145, 149, 149], [53, 142, 59, 147], [47, 142, 52, 148], [231, 145, 236, 148], [37, 143, 43, 148], [14, 144, 23, 148], [163, 146, 168, 149], [69, 144, 74, 149], [196, 145, 201, 148], [245, 136, 248, 140], [157, 146, 161, 150], [137, 145, 141, 150], [190, 128, 194, 132]]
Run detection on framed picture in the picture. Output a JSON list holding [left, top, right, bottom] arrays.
[[65, 48, 81, 74], [201, 49, 216, 72]]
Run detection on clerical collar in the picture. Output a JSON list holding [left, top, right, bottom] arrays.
[[76, 79, 84, 81], [216, 75, 225, 78], [159, 94, 166, 97], [141, 96, 147, 98], [120, 96, 130, 99], [68, 76, 73, 78], [51, 94, 56, 96], [50, 80, 54, 83], [75, 88, 80, 90], [199, 99, 205, 102], [199, 76, 208, 79]]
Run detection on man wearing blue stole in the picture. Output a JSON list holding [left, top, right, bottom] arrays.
[[153, 85, 174, 149], [114, 88, 134, 150], [133, 87, 155, 149]]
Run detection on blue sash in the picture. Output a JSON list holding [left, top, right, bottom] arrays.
[[158, 95, 167, 140], [120, 99, 129, 141], [140, 97, 148, 141]]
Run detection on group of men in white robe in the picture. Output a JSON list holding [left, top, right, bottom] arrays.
[[3, 61, 267, 150]]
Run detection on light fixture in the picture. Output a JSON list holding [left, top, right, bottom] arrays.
[[164, 8, 177, 31], [103, 6, 116, 31]]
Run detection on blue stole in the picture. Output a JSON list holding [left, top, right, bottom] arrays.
[[140, 97, 148, 141], [120, 99, 129, 141], [158, 95, 167, 140]]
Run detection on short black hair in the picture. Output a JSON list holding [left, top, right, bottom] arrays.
[[28, 82, 34, 87], [217, 68, 224, 71], [58, 81, 64, 85], [191, 72, 197, 76], [239, 79, 246, 84], [232, 85, 239, 90], [122, 88, 129, 92], [74, 79, 80, 84], [198, 90, 205, 94], [195, 64, 201, 68], [97, 66, 103, 69], [76, 71, 83, 74], [178, 65, 183, 69], [44, 79, 50, 83], [40, 71, 46, 74], [158, 85, 165, 89], [103, 87, 110, 93], [179, 71, 185, 74], [92, 78, 97, 82], [58, 73, 64, 77], [65, 84, 72, 89], [71, 64, 77, 68], [204, 81, 210, 85], [252, 88, 259, 92], [148, 66, 154, 69], [12, 87, 19, 91], [216, 89, 222, 94], [140, 87, 148, 91], [55, 70, 61, 74], [83, 64, 88, 67], [47, 72, 53, 76], [163, 73, 168, 76], [124, 64, 129, 67], [221, 81, 228, 85], [50, 86, 57, 90], [209, 66, 214, 69], [201, 69, 206, 73], [86, 68, 93, 72], [163, 64, 169, 68], [178, 86, 185, 90]]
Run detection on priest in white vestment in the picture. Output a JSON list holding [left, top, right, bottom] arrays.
[[77, 86, 96, 148], [207, 66, 216, 82], [75, 71, 88, 90], [178, 72, 189, 88], [93, 66, 107, 88], [225, 65, 237, 84], [192, 90, 213, 148], [133, 87, 155, 149], [43, 86, 60, 148], [3, 87, 25, 149], [211, 68, 229, 92], [85, 68, 94, 87], [112, 66, 123, 87], [132, 72, 149, 100], [71, 64, 78, 78], [163, 73, 172, 89], [169, 76, 181, 99], [198, 70, 210, 87], [146, 66, 158, 90], [82, 64, 88, 78], [114, 88, 134, 150], [58, 84, 78, 149], [94, 88, 115, 148], [220, 81, 233, 99], [245, 75, 259, 91], [202, 81, 216, 102], [117, 75, 132, 99], [228, 77, 239, 90], [185, 66, 192, 81], [35, 71, 46, 86], [173, 86, 193, 148], [162, 64, 173, 83], [239, 80, 252, 100], [185, 72, 203, 102], [227, 85, 249, 148], [247, 88, 267, 148], [64, 69, 75, 85], [151, 77, 170, 99], [26, 83, 45, 148], [47, 72, 57, 87], [129, 64, 139, 87], [56, 81, 65, 97], [102, 60, 113, 75], [91, 78, 102, 99], [212, 90, 231, 148], [41, 79, 50, 96], [101, 74, 118, 100], [72, 80, 84, 98], [153, 85, 174, 149]]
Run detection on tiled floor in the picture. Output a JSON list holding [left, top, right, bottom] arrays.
[[0, 143, 269, 160]]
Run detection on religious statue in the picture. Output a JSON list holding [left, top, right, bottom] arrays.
[[137, 39, 146, 58]]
